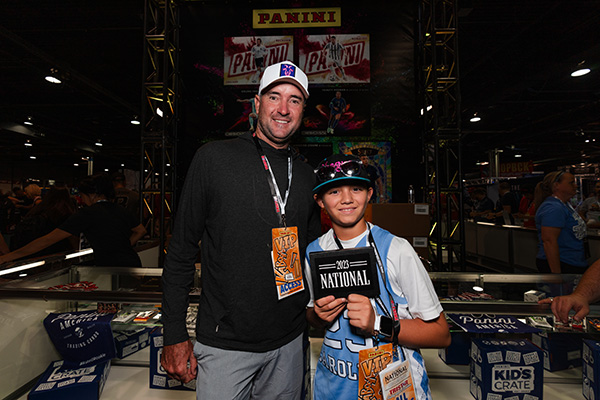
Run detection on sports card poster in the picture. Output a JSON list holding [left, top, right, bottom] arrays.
[[338, 142, 391, 203], [301, 88, 371, 136], [224, 36, 294, 85], [299, 34, 370, 84]]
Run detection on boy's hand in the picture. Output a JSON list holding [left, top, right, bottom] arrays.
[[314, 295, 347, 324], [346, 294, 375, 336]]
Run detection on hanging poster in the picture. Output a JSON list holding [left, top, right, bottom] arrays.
[[299, 34, 370, 84], [302, 88, 370, 136], [224, 36, 294, 85], [338, 142, 391, 204]]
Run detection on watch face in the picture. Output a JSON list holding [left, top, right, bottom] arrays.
[[379, 316, 394, 337]]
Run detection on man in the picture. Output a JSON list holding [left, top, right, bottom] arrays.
[[326, 91, 346, 134], [491, 181, 519, 225], [251, 38, 268, 83], [323, 36, 346, 81], [161, 61, 322, 399], [470, 188, 494, 222], [539, 258, 600, 324], [112, 172, 140, 222]]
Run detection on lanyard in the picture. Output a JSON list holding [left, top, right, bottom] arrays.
[[253, 134, 293, 227], [333, 224, 400, 322]]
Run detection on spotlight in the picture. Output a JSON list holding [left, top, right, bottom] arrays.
[[130, 115, 141, 125], [470, 113, 481, 123], [571, 61, 591, 77], [24, 116, 33, 126], [45, 68, 62, 84]]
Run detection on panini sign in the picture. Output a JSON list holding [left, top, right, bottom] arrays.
[[253, 8, 341, 29]]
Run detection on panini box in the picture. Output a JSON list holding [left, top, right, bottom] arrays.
[[583, 340, 600, 400], [470, 338, 544, 400], [28, 360, 110, 400], [149, 328, 196, 391], [43, 311, 116, 367], [113, 326, 154, 359], [531, 332, 581, 371]]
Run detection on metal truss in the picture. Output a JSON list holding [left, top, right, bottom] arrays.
[[141, 0, 180, 265], [418, 0, 465, 271]]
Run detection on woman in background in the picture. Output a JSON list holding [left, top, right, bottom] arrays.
[[534, 170, 588, 273]]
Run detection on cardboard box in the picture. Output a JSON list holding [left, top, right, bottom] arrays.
[[369, 203, 430, 259], [149, 328, 196, 391], [439, 331, 471, 365], [43, 311, 116, 367], [470, 338, 543, 400], [583, 340, 600, 400], [113, 326, 154, 359], [531, 332, 581, 371], [29, 360, 110, 400]]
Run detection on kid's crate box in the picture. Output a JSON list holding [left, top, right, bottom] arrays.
[[470, 338, 544, 400], [149, 328, 196, 391], [583, 339, 600, 400], [531, 331, 582, 371], [29, 359, 110, 400], [113, 326, 154, 359]]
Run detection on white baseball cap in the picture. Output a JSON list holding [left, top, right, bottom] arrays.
[[258, 61, 309, 99]]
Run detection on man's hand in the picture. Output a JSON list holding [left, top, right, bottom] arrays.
[[161, 340, 197, 383], [539, 293, 590, 324], [346, 294, 375, 336]]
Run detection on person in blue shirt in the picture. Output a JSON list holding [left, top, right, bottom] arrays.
[[534, 170, 588, 273], [304, 153, 450, 400]]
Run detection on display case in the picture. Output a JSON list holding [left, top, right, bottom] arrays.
[[1, 262, 599, 399]]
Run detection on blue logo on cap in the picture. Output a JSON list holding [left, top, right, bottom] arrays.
[[280, 63, 296, 77]]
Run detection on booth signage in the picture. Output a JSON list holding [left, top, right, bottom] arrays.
[[253, 8, 341, 29], [499, 161, 533, 177], [309, 247, 379, 299]]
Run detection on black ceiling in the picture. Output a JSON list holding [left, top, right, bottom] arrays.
[[1, 1, 599, 182]]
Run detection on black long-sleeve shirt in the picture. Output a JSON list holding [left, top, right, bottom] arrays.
[[161, 132, 321, 351]]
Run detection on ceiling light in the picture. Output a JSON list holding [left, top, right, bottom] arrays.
[[44, 68, 62, 84], [104, 168, 109, 172], [74, 163, 79, 167], [470, 113, 481, 122], [585, 139, 590, 143], [514, 154, 522, 158], [29, 156, 36, 160], [24, 116, 33, 126], [130, 115, 141, 125], [571, 68, 591, 77], [24, 140, 32, 147], [157, 108, 164, 117], [121, 163, 125, 167], [95, 140, 103, 147]]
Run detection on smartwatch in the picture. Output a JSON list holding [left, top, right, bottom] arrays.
[[374, 314, 400, 344]]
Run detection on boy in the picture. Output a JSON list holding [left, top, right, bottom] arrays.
[[304, 154, 450, 400]]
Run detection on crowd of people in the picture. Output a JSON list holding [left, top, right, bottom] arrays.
[[0, 173, 145, 266]]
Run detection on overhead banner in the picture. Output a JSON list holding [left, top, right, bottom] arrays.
[[299, 34, 370, 84], [253, 8, 341, 29], [224, 36, 293, 85]]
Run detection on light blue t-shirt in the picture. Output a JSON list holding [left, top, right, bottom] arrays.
[[535, 196, 587, 267]]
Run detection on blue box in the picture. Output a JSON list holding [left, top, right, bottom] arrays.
[[149, 328, 196, 391], [470, 338, 544, 400], [583, 340, 600, 400], [531, 332, 582, 371], [28, 360, 110, 400], [113, 326, 154, 359], [439, 331, 471, 365]]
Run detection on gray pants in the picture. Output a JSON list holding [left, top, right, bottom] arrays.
[[193, 334, 304, 400]]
